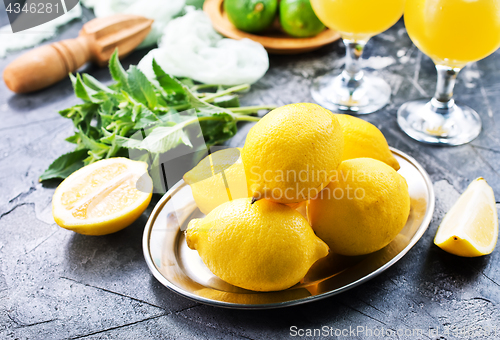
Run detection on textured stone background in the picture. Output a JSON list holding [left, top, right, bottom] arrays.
[[1, 8, 500, 340]]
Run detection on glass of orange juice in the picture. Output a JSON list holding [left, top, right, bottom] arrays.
[[398, 0, 500, 145], [310, 0, 405, 114]]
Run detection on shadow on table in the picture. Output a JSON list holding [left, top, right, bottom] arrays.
[[40, 178, 62, 189], [6, 77, 75, 112], [418, 241, 490, 290], [63, 194, 162, 273]]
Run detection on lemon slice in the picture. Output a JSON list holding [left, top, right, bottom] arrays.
[[52, 158, 153, 235], [434, 178, 498, 257]]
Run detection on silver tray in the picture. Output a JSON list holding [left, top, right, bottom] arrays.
[[143, 148, 435, 309]]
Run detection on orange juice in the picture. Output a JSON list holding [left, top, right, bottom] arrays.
[[405, 0, 500, 68], [311, 0, 405, 41]]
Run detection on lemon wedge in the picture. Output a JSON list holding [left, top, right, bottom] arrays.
[[434, 178, 498, 257], [52, 158, 153, 235]]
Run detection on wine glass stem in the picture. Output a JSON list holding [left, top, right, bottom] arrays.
[[432, 65, 461, 110], [342, 39, 366, 82]]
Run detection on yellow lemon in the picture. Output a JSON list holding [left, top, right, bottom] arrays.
[[183, 148, 249, 215], [241, 103, 344, 204], [434, 178, 498, 257], [308, 158, 410, 256], [335, 114, 400, 170], [186, 198, 329, 291], [52, 158, 153, 235]]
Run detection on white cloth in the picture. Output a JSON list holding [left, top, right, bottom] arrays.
[[0, 4, 82, 58], [138, 11, 269, 85]]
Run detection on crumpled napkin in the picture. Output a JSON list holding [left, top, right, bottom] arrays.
[[138, 10, 269, 85]]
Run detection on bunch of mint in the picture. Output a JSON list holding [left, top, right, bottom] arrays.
[[40, 51, 272, 181]]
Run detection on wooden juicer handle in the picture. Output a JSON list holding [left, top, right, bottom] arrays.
[[3, 14, 154, 94]]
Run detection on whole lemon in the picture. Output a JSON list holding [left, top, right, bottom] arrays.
[[335, 114, 400, 170], [183, 148, 249, 215], [308, 158, 410, 256], [241, 103, 344, 204], [186, 198, 329, 291]]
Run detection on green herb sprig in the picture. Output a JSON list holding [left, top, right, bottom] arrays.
[[40, 51, 274, 181]]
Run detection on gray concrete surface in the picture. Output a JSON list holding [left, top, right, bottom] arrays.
[[1, 9, 500, 340]]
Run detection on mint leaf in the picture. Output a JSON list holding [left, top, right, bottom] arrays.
[[152, 59, 185, 95], [180, 85, 238, 147], [109, 50, 130, 92], [133, 106, 161, 129], [83, 74, 114, 94], [145, 125, 193, 151], [77, 128, 109, 152], [183, 84, 232, 114], [127, 66, 158, 110], [60, 103, 99, 133], [65, 133, 80, 144], [115, 123, 192, 154], [198, 112, 237, 147], [71, 74, 100, 103], [213, 95, 240, 108], [178, 78, 195, 88], [39, 149, 89, 181]]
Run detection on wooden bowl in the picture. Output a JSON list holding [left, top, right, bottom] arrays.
[[203, 0, 341, 54]]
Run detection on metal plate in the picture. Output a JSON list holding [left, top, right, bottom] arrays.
[[143, 148, 435, 309]]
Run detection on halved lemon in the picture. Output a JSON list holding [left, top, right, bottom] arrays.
[[52, 158, 153, 235], [434, 178, 498, 257]]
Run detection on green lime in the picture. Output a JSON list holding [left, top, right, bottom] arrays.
[[224, 0, 278, 34], [280, 0, 326, 38]]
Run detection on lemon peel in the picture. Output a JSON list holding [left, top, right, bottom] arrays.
[[335, 114, 400, 170], [242, 103, 344, 204], [308, 158, 410, 256]]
